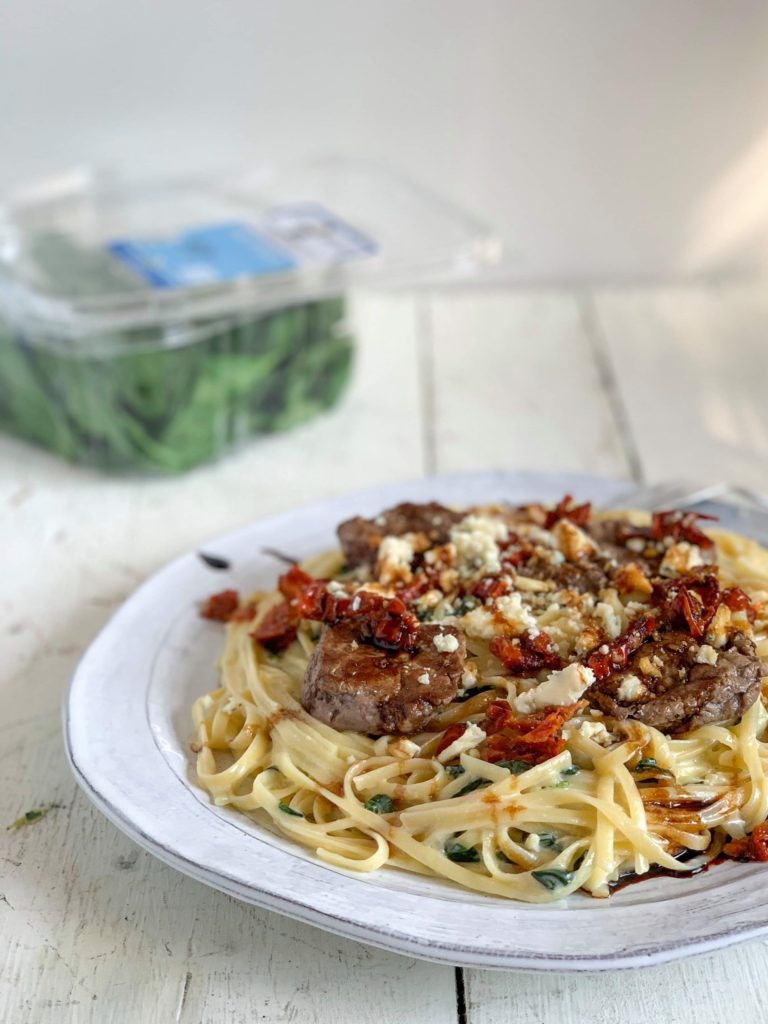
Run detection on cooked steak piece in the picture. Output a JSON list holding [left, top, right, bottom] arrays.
[[587, 630, 762, 735], [586, 518, 657, 574], [301, 621, 466, 734], [337, 502, 463, 569], [522, 555, 610, 594], [587, 517, 715, 576]]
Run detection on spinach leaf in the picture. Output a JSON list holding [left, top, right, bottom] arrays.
[[444, 842, 480, 863], [497, 760, 532, 775], [531, 868, 574, 890], [454, 778, 489, 798], [278, 802, 304, 818], [537, 833, 562, 850], [364, 794, 395, 814], [452, 596, 478, 617]]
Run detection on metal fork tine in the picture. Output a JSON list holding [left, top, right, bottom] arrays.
[[605, 480, 729, 512]]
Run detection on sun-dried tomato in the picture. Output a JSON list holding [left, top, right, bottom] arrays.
[[200, 589, 240, 622], [722, 586, 757, 622], [650, 509, 717, 549], [251, 602, 299, 651], [586, 615, 656, 680], [500, 545, 533, 571], [230, 601, 259, 622], [435, 722, 468, 757], [481, 699, 583, 766], [472, 577, 511, 601], [723, 822, 768, 862], [653, 573, 720, 640], [490, 630, 562, 674], [499, 531, 521, 549], [398, 574, 430, 604], [296, 582, 420, 652], [278, 565, 315, 600], [544, 494, 592, 530]]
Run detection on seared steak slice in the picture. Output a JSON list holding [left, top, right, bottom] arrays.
[[587, 630, 762, 735], [301, 621, 465, 734], [337, 502, 463, 569], [522, 555, 610, 594], [588, 517, 715, 575]]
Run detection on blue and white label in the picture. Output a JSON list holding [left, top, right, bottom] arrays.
[[108, 203, 376, 289]]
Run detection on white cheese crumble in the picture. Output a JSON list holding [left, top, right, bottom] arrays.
[[433, 631, 459, 653], [327, 580, 347, 595], [373, 736, 421, 758], [695, 644, 719, 666], [461, 606, 497, 639], [626, 538, 646, 553], [376, 534, 415, 585], [524, 833, 541, 853], [616, 674, 646, 702], [419, 588, 443, 609], [659, 542, 703, 578], [707, 604, 732, 648], [417, 671, 431, 685], [461, 661, 479, 688], [524, 525, 556, 548], [437, 723, 487, 763], [576, 720, 613, 746], [594, 601, 622, 640], [495, 592, 539, 634], [450, 514, 507, 577], [553, 519, 597, 561], [514, 662, 595, 714]]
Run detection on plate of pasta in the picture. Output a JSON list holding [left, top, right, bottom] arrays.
[[65, 471, 768, 970]]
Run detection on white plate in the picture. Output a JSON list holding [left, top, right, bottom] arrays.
[[64, 471, 768, 971]]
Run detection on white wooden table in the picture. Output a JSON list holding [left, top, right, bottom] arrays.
[[3, 284, 768, 1023]]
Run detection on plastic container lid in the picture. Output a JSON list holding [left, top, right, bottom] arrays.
[[0, 159, 500, 347]]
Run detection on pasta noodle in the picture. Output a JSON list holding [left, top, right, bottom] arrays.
[[192, 507, 768, 902]]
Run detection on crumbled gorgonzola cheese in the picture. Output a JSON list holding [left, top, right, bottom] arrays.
[[616, 674, 645, 702], [461, 606, 498, 639], [417, 671, 431, 685], [521, 525, 556, 548], [524, 833, 541, 852], [695, 644, 719, 666], [594, 601, 622, 640], [437, 723, 487, 763], [514, 662, 595, 714], [495, 592, 539, 634], [376, 534, 415, 585], [576, 720, 613, 746], [433, 631, 459, 653], [707, 604, 732, 648], [659, 542, 703, 578], [450, 515, 508, 577]]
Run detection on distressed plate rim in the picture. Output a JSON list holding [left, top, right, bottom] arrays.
[[63, 470, 768, 971]]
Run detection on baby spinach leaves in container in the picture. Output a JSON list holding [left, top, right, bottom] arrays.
[[0, 162, 499, 473]]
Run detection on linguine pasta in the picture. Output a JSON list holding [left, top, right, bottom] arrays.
[[192, 508, 768, 902]]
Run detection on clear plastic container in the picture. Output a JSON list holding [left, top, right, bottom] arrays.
[[0, 159, 499, 473]]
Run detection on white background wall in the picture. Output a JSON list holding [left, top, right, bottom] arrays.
[[2, 0, 768, 282]]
